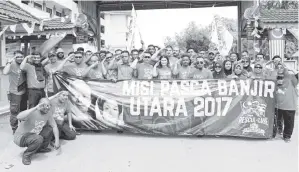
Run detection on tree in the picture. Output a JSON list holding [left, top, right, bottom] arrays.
[[164, 18, 237, 53], [260, 0, 298, 9]]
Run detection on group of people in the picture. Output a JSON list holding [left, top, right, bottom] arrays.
[[3, 44, 298, 165]]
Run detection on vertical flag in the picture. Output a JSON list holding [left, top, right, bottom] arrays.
[[127, 4, 142, 51], [210, 13, 233, 56], [268, 29, 285, 60]]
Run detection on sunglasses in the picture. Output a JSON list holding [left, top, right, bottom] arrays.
[[196, 61, 204, 65], [75, 56, 82, 59], [255, 66, 263, 69], [242, 60, 249, 63], [16, 56, 24, 58], [144, 56, 151, 59], [215, 66, 221, 68]]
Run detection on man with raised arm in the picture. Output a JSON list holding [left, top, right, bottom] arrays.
[[13, 98, 60, 165]]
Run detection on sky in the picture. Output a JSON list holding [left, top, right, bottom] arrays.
[[135, 6, 238, 47]]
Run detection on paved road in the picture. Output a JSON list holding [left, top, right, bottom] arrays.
[[0, 114, 298, 172]]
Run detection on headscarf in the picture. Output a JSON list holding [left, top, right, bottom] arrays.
[[223, 60, 232, 76], [212, 60, 226, 79], [242, 56, 253, 73]]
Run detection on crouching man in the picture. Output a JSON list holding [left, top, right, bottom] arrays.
[[50, 91, 76, 140], [13, 98, 60, 165]]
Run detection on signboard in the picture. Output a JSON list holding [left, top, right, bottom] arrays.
[[54, 74, 276, 139]]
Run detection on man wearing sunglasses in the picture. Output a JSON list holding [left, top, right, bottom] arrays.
[[132, 51, 154, 79], [13, 98, 60, 165], [60, 51, 87, 78], [191, 56, 213, 79], [20, 52, 46, 108], [3, 50, 28, 134], [250, 63, 265, 79], [106, 50, 134, 80]]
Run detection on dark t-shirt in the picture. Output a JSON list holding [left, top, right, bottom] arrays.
[[136, 63, 154, 79]]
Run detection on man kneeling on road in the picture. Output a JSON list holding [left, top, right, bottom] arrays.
[[50, 91, 76, 140], [13, 98, 60, 165]]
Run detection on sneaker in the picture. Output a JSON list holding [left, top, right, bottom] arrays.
[[37, 148, 52, 153], [283, 137, 291, 143], [22, 155, 31, 165], [117, 130, 123, 134]]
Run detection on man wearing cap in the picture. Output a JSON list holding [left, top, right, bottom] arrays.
[[56, 48, 65, 61], [44, 51, 74, 96], [3, 50, 28, 134]]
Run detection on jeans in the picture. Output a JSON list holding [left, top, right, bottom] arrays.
[[275, 108, 296, 139], [19, 125, 53, 158], [8, 93, 28, 132], [28, 88, 45, 108], [57, 122, 76, 140]]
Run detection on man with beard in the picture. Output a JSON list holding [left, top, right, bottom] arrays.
[[44, 51, 74, 97], [206, 52, 216, 71], [3, 50, 28, 134], [173, 53, 193, 79], [190, 56, 213, 79], [13, 98, 60, 165], [173, 46, 180, 59], [60, 51, 88, 78], [115, 49, 122, 56], [50, 91, 76, 140], [99, 50, 106, 62], [82, 55, 107, 80], [198, 50, 206, 58], [106, 50, 134, 80], [20, 52, 46, 108], [148, 44, 156, 56], [56, 48, 65, 61], [132, 51, 154, 79]]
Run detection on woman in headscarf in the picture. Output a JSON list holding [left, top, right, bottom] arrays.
[[228, 62, 249, 79], [241, 56, 253, 73], [223, 60, 233, 77], [212, 60, 226, 79]]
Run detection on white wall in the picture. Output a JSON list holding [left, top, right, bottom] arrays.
[[104, 13, 129, 50]]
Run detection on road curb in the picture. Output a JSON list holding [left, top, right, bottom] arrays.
[[0, 105, 9, 117]]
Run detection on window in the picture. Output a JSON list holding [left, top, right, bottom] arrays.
[[34, 2, 42, 10], [100, 25, 105, 34], [21, 0, 29, 5], [101, 40, 105, 46], [56, 11, 62, 17], [100, 13, 105, 19], [46, 8, 52, 16]]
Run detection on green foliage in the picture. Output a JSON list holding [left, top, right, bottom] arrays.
[[260, 0, 298, 9], [164, 18, 238, 53]]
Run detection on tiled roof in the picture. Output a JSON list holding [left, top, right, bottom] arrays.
[[0, 1, 40, 23], [260, 9, 298, 23], [43, 18, 75, 30]]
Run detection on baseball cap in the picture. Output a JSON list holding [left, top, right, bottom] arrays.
[[56, 48, 64, 54]]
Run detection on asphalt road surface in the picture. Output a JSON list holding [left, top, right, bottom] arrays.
[[0, 114, 298, 172]]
